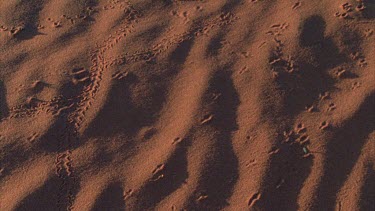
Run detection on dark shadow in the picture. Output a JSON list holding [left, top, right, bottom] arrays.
[[206, 31, 226, 57], [133, 23, 168, 45], [8, 0, 46, 41], [36, 113, 76, 152], [46, 0, 100, 45], [273, 15, 346, 116], [339, 27, 364, 53], [311, 92, 375, 210], [13, 24, 46, 40], [220, 0, 242, 14], [54, 20, 94, 45], [36, 69, 91, 152], [132, 139, 190, 210], [60, 78, 89, 99], [15, 175, 80, 211], [15, 177, 60, 211], [254, 135, 313, 210], [362, 0, 375, 19], [359, 165, 375, 210], [0, 142, 31, 180], [169, 38, 195, 64], [299, 15, 326, 47], [0, 81, 9, 120], [85, 38, 194, 139], [83, 72, 151, 138], [92, 183, 126, 211], [187, 70, 239, 210], [260, 14, 367, 210]]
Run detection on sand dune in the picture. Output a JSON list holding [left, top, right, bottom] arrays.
[[0, 0, 374, 210]]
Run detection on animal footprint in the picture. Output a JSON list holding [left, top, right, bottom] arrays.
[[200, 114, 213, 125], [268, 147, 280, 155], [276, 178, 285, 189], [357, 58, 367, 67], [248, 192, 261, 207], [172, 137, 183, 145], [334, 68, 353, 79], [292, 2, 301, 9], [52, 21, 62, 28], [296, 123, 307, 134], [305, 105, 316, 112], [26, 97, 40, 107], [112, 71, 129, 80], [319, 92, 330, 101], [328, 103, 336, 111], [31, 80, 47, 93], [319, 121, 330, 130], [151, 164, 165, 181], [196, 194, 208, 202], [46, 18, 62, 28], [298, 135, 310, 145], [245, 159, 257, 167], [27, 133, 39, 142], [71, 67, 90, 84], [364, 29, 373, 37], [9, 25, 24, 37], [123, 189, 133, 200], [351, 81, 361, 90]]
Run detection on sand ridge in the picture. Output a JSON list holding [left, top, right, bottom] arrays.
[[0, 0, 374, 210]]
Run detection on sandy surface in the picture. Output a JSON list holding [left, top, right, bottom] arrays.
[[0, 0, 374, 210]]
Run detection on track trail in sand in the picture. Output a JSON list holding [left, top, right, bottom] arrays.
[[0, 0, 374, 210]]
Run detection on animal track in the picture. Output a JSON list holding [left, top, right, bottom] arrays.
[[1, 1, 373, 210], [351, 81, 361, 90], [200, 114, 214, 125], [282, 123, 312, 156], [54, 150, 75, 209], [266, 23, 289, 36], [276, 178, 285, 189], [245, 159, 257, 167], [123, 189, 134, 200], [9, 25, 25, 37], [71, 67, 90, 85], [41, 2, 142, 208], [107, 11, 238, 66], [319, 92, 330, 101], [328, 103, 336, 111], [31, 80, 46, 92], [27, 133, 39, 142], [350, 52, 367, 67], [151, 164, 165, 181], [292, 2, 301, 9], [296, 123, 307, 134], [335, 68, 350, 78], [339, 1, 371, 19], [172, 137, 183, 145], [268, 147, 280, 155], [112, 71, 129, 80], [196, 194, 209, 202], [364, 29, 373, 37], [319, 121, 330, 130], [266, 23, 299, 77], [248, 192, 261, 207], [305, 105, 316, 113]]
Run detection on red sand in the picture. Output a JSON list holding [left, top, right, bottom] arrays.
[[0, 0, 374, 210]]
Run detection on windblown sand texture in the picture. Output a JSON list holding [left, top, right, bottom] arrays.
[[0, 0, 374, 210]]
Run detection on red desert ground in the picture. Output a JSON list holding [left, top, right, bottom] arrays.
[[0, 0, 374, 210]]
